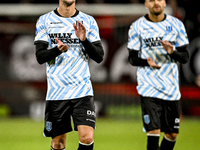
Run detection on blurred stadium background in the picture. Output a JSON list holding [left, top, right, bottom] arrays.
[[0, 1, 200, 150]]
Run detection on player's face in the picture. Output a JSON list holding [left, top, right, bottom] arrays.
[[145, 0, 166, 16], [61, 0, 75, 7]]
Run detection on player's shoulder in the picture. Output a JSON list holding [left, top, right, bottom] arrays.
[[136, 16, 144, 23], [130, 15, 146, 29], [78, 10, 93, 18], [166, 14, 183, 24], [78, 10, 96, 22], [37, 10, 54, 21]]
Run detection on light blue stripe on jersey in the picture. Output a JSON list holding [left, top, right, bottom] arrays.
[[128, 14, 188, 100], [35, 10, 100, 100]]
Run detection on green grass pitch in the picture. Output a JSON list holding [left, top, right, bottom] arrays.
[[0, 117, 199, 150]]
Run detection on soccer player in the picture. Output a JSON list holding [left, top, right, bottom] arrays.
[[34, 0, 104, 150], [127, 0, 189, 150]]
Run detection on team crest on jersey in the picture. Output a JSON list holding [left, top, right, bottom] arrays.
[[166, 26, 173, 32], [144, 115, 150, 124], [46, 121, 52, 132], [76, 20, 83, 27]]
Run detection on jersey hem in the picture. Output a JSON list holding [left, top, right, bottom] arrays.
[[45, 94, 94, 101]]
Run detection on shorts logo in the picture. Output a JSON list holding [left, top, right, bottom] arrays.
[[87, 110, 96, 117], [86, 119, 96, 123], [144, 115, 150, 124], [175, 118, 180, 124], [46, 121, 52, 132], [174, 126, 179, 129]]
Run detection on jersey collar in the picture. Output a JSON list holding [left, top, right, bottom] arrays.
[[144, 14, 166, 22], [54, 8, 79, 18]]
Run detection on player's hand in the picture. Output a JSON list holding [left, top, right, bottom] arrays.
[[147, 57, 161, 69], [160, 40, 174, 54], [55, 38, 69, 52], [73, 21, 86, 41]]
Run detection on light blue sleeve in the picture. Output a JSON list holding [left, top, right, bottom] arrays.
[[87, 17, 101, 43], [176, 20, 189, 47], [34, 16, 49, 43], [127, 22, 140, 51]]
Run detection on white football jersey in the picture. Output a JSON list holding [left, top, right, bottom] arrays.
[[127, 14, 189, 100], [34, 9, 101, 100]]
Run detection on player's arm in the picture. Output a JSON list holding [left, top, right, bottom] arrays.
[[160, 40, 189, 64], [73, 20, 104, 63], [80, 39, 104, 63], [128, 49, 149, 66], [128, 48, 161, 69], [35, 38, 68, 64], [169, 45, 189, 64], [35, 41, 62, 64], [127, 24, 160, 68]]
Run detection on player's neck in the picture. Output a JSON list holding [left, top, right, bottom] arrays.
[[58, 3, 76, 17], [148, 12, 165, 22]]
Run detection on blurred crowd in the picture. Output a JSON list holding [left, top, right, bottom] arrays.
[[0, 0, 199, 41]]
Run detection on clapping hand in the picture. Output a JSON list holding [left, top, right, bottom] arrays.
[[160, 40, 174, 54], [55, 38, 69, 52], [147, 57, 161, 69], [73, 21, 86, 41]]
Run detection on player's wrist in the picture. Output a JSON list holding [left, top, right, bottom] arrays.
[[79, 37, 86, 42]]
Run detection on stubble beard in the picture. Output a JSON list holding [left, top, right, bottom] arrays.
[[150, 8, 163, 16], [61, 0, 75, 7], [152, 11, 162, 16]]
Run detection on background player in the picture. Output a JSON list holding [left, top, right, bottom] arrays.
[[34, 0, 104, 149], [127, 0, 189, 150]]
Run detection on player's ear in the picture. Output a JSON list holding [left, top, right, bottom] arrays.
[[144, 1, 148, 9], [164, 0, 166, 7]]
